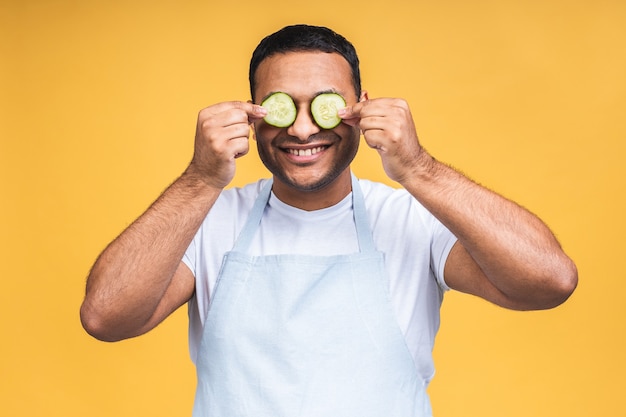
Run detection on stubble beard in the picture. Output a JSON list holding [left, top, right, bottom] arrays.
[[256, 126, 360, 192]]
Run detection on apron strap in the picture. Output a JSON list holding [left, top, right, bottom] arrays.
[[231, 178, 273, 252], [232, 174, 376, 253], [351, 173, 376, 253]]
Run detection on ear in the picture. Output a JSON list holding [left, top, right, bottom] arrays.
[[359, 90, 369, 102]]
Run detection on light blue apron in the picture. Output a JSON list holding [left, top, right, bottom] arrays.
[[192, 176, 431, 416]]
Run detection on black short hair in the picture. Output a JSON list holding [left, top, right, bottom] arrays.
[[249, 24, 361, 102]]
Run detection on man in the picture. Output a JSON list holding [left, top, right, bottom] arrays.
[[80, 24, 577, 416]]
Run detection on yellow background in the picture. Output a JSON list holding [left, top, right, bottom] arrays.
[[2, 0, 624, 415]]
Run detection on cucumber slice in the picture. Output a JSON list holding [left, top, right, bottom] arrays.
[[311, 93, 346, 129], [261, 92, 297, 127]]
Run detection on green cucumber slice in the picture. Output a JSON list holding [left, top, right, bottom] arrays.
[[311, 93, 346, 129], [261, 92, 297, 127]]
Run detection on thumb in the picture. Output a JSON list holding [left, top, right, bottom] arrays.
[[338, 106, 360, 127]]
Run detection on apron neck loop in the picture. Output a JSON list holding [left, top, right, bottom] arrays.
[[232, 173, 375, 254]]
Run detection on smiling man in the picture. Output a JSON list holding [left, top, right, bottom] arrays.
[[80, 24, 577, 417], [253, 50, 362, 207]]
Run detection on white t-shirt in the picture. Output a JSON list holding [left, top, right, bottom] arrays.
[[183, 177, 457, 381]]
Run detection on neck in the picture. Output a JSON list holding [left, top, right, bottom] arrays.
[[271, 170, 352, 211]]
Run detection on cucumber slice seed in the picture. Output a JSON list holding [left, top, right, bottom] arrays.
[[261, 92, 297, 127], [311, 93, 346, 129]]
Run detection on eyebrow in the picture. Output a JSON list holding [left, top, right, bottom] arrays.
[[259, 89, 344, 105], [313, 88, 341, 97]]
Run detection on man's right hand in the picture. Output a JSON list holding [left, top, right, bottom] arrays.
[[80, 101, 267, 342], [186, 101, 267, 189]]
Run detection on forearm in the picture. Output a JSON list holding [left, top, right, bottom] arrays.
[[341, 97, 576, 308], [80, 171, 220, 339], [402, 151, 577, 308]]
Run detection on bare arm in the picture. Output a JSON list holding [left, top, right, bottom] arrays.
[[80, 101, 267, 341], [404, 156, 577, 310], [340, 98, 577, 310]]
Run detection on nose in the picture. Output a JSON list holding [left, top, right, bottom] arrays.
[[287, 105, 320, 141]]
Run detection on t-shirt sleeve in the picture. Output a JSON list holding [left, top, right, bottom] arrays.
[[430, 219, 458, 291], [181, 235, 197, 277]]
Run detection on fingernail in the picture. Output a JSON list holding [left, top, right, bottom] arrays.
[[337, 108, 347, 117]]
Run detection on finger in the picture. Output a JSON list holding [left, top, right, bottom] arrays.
[[339, 100, 391, 127], [212, 132, 250, 160], [230, 137, 250, 159], [358, 115, 390, 132], [338, 102, 364, 126], [338, 105, 357, 119], [200, 101, 267, 124], [224, 101, 267, 123], [220, 122, 253, 143], [360, 128, 387, 151], [245, 103, 267, 123]]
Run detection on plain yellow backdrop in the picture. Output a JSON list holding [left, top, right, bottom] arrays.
[[2, 0, 624, 416]]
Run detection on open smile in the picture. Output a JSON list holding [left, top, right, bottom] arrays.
[[285, 146, 328, 156]]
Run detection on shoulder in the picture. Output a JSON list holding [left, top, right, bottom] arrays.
[[358, 178, 407, 204], [358, 178, 429, 224], [215, 178, 270, 209], [357, 178, 454, 247], [196, 178, 270, 237]]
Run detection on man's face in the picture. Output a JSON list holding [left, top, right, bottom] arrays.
[[252, 51, 363, 192]]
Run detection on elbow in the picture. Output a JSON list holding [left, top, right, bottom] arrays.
[[80, 300, 127, 343], [506, 256, 578, 311], [535, 255, 579, 310], [552, 256, 578, 306]]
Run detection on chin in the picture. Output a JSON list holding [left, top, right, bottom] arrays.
[[273, 167, 347, 192]]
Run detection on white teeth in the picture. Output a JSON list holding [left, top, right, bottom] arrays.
[[288, 146, 324, 156]]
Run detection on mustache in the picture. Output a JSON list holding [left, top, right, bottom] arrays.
[[274, 131, 342, 147]]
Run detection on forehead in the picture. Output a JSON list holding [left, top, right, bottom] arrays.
[[254, 51, 354, 101]]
